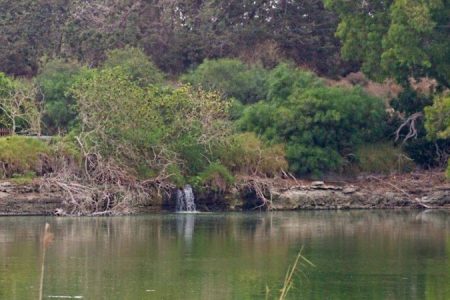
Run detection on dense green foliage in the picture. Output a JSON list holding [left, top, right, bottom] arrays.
[[355, 143, 415, 174], [0, 0, 347, 78], [425, 94, 450, 140], [0, 136, 50, 178], [390, 89, 449, 168], [182, 59, 268, 104], [36, 59, 81, 133], [239, 65, 387, 176], [0, 0, 449, 184], [425, 94, 450, 176], [220, 132, 288, 177], [324, 0, 450, 174], [70, 65, 236, 184], [102, 47, 165, 87], [325, 0, 450, 87]]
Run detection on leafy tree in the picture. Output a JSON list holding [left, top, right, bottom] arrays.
[[424, 94, 450, 176], [390, 88, 450, 168], [0, 77, 41, 135], [326, 0, 449, 169], [37, 59, 81, 134], [266, 63, 324, 103], [325, 0, 450, 87], [181, 59, 268, 104], [102, 47, 164, 87], [0, 0, 346, 77], [70, 67, 231, 180], [425, 94, 450, 140], [0, 73, 15, 97]]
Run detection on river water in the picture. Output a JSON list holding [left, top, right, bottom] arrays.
[[0, 211, 449, 299]]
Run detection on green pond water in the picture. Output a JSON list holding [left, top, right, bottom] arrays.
[[0, 211, 449, 300]]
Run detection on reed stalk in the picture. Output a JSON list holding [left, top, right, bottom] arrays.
[[268, 246, 314, 300], [39, 223, 54, 300]]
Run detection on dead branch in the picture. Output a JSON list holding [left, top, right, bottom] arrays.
[[239, 178, 273, 210], [395, 112, 423, 143], [368, 175, 432, 209]]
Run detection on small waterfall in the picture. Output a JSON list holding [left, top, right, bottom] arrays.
[[176, 185, 197, 212]]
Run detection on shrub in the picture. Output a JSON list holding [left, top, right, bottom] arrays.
[[103, 46, 164, 86], [37, 59, 81, 133], [0, 136, 51, 178], [266, 63, 323, 103], [355, 143, 415, 174], [0, 79, 41, 135], [239, 67, 387, 176], [220, 132, 288, 177], [196, 163, 234, 192], [181, 58, 269, 104], [71, 67, 231, 180], [402, 139, 450, 168], [286, 144, 342, 176], [166, 164, 186, 187], [424, 93, 450, 175], [0, 72, 15, 97], [425, 94, 450, 140], [391, 89, 449, 168], [10, 171, 37, 185]]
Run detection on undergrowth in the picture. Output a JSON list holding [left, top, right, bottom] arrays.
[[0, 136, 51, 178], [355, 143, 415, 174]]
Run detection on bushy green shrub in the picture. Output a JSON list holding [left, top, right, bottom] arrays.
[[355, 143, 415, 174], [71, 67, 231, 180], [0, 136, 51, 178], [0, 72, 15, 97], [181, 58, 269, 104], [103, 46, 164, 86], [425, 93, 450, 177], [219, 132, 288, 177], [37, 59, 81, 133], [239, 66, 387, 176], [0, 73, 14, 127], [286, 144, 342, 176], [425, 94, 450, 140], [195, 163, 234, 192], [266, 63, 323, 103]]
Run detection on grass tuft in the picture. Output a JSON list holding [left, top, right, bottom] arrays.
[[0, 136, 51, 178]]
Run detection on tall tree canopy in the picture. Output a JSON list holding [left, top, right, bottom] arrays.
[[0, 0, 346, 77], [325, 0, 450, 87]]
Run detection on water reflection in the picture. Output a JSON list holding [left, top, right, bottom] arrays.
[[176, 214, 195, 248], [0, 211, 449, 299]]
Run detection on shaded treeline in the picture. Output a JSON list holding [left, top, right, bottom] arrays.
[[0, 0, 349, 78]]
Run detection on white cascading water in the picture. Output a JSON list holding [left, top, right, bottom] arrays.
[[176, 184, 196, 212]]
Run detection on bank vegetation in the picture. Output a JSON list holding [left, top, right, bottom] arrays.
[[0, 1, 449, 214]]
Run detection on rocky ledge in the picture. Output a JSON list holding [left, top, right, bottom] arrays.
[[0, 181, 64, 215], [268, 181, 450, 210], [0, 172, 449, 215]]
